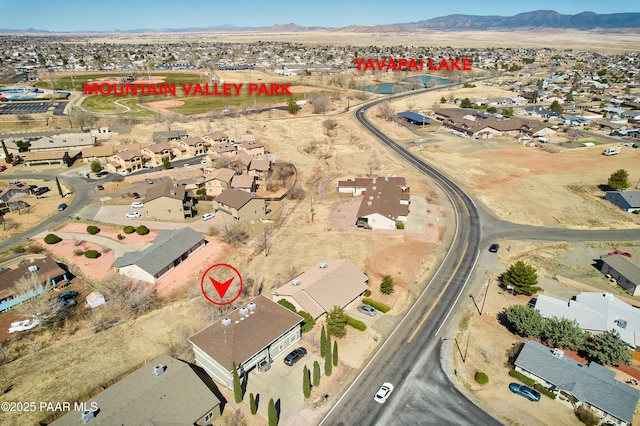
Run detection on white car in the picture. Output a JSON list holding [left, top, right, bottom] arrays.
[[374, 382, 394, 404], [183, 163, 191, 168], [200, 159, 207, 164], [202, 213, 215, 221], [125, 211, 141, 218], [131, 202, 144, 208]]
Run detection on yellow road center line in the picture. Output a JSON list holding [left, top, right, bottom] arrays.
[[406, 242, 469, 344]]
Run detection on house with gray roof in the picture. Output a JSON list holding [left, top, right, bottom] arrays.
[[112, 227, 205, 284], [29, 133, 96, 152], [143, 180, 190, 221], [514, 340, 640, 426], [534, 292, 640, 348], [356, 176, 410, 230], [605, 191, 640, 213], [50, 354, 221, 425], [600, 255, 640, 296]]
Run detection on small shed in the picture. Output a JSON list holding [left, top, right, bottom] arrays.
[[86, 291, 106, 309]]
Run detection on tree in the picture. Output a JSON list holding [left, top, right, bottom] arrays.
[[380, 275, 395, 295], [542, 317, 588, 350], [90, 160, 103, 174], [299, 311, 316, 333], [55, 177, 63, 197], [268, 398, 277, 426], [320, 324, 327, 357], [503, 304, 545, 338], [501, 107, 514, 118], [502, 261, 540, 296], [14, 273, 50, 321], [440, 96, 447, 104], [549, 100, 562, 114], [377, 101, 395, 120], [607, 169, 630, 191], [325, 338, 333, 377], [1, 139, 13, 163], [326, 306, 348, 338], [322, 118, 338, 136], [332, 340, 338, 367], [487, 106, 497, 114], [96, 273, 156, 318], [313, 360, 321, 386], [365, 152, 381, 177], [71, 108, 94, 131], [460, 98, 473, 108], [232, 362, 243, 403], [287, 99, 298, 115], [162, 156, 171, 169], [196, 188, 207, 199], [249, 393, 257, 415], [583, 330, 632, 366], [303, 365, 311, 398]]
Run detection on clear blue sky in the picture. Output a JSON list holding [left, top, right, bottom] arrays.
[[1, 0, 638, 31]]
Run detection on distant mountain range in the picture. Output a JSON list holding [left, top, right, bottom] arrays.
[[1, 10, 639, 34]]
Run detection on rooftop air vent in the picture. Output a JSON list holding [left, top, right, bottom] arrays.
[[319, 262, 328, 269], [292, 278, 301, 286], [221, 317, 232, 326], [28, 265, 39, 272], [552, 348, 564, 359], [153, 364, 166, 376], [239, 307, 249, 317], [247, 302, 256, 312]]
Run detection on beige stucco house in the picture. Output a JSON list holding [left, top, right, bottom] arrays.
[[213, 188, 266, 222]]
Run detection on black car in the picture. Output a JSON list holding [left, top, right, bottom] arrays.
[[58, 290, 78, 300], [58, 203, 68, 211], [283, 347, 307, 366], [489, 243, 500, 253]]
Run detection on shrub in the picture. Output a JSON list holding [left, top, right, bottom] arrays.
[[362, 297, 390, 313], [117, 234, 125, 240], [86, 225, 100, 235], [123, 226, 135, 234], [509, 370, 535, 387], [575, 405, 600, 426], [136, 225, 149, 235], [534, 383, 557, 399], [84, 250, 101, 259], [363, 289, 372, 297], [12, 244, 26, 254], [633, 210, 640, 215], [44, 234, 62, 244], [277, 299, 297, 313], [73, 249, 84, 256], [346, 315, 367, 331], [475, 372, 489, 385], [298, 311, 316, 333], [27, 243, 44, 254], [395, 221, 405, 229]]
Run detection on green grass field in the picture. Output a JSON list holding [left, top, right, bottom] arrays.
[[169, 92, 304, 115]]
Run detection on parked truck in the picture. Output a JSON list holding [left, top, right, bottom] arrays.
[[603, 146, 622, 156]]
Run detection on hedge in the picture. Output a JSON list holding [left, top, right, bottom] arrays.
[[86, 225, 100, 235], [44, 234, 62, 244], [346, 315, 367, 331], [509, 370, 557, 399], [299, 311, 316, 333], [277, 299, 297, 313], [534, 383, 557, 400], [362, 297, 390, 313], [136, 225, 150, 235], [475, 372, 489, 384], [84, 250, 101, 259]]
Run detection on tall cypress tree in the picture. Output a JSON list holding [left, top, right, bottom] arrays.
[[303, 365, 311, 398], [313, 360, 321, 386], [332, 340, 339, 367], [320, 324, 327, 357], [55, 177, 63, 197], [325, 337, 333, 376], [249, 392, 257, 415], [1, 140, 12, 163], [268, 398, 277, 426], [232, 362, 243, 403]]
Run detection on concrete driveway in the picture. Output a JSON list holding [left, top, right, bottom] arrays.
[[245, 344, 322, 424]]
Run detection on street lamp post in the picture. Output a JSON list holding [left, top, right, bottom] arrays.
[[443, 335, 466, 363]]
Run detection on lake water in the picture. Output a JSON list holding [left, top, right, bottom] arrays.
[[360, 75, 451, 94]]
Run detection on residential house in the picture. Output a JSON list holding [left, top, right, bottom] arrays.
[[143, 181, 189, 221], [29, 133, 96, 152], [272, 259, 369, 319], [141, 142, 174, 166], [213, 188, 266, 222], [23, 151, 75, 167], [534, 292, 640, 349], [336, 178, 377, 196], [230, 174, 255, 192], [152, 130, 188, 142], [237, 139, 266, 158], [112, 227, 205, 284], [203, 168, 235, 196], [514, 340, 640, 426], [0, 181, 33, 202], [177, 136, 206, 157], [210, 141, 238, 159], [600, 255, 640, 296], [106, 148, 144, 174], [82, 145, 115, 164], [0, 257, 69, 312], [604, 191, 640, 212], [356, 176, 410, 230], [50, 354, 221, 426], [436, 109, 538, 139], [189, 295, 303, 389], [248, 158, 271, 180], [202, 131, 230, 146]]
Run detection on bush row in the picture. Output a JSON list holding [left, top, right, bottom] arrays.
[[509, 370, 556, 399], [362, 297, 390, 313], [346, 315, 367, 331]]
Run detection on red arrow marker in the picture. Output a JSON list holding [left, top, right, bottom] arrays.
[[209, 276, 234, 299]]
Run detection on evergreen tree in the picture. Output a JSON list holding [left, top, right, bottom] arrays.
[[332, 340, 339, 367], [268, 398, 277, 426], [313, 360, 321, 387], [380, 275, 395, 295], [325, 337, 333, 376], [550, 100, 562, 113], [287, 99, 298, 115], [502, 261, 540, 296], [543, 317, 588, 350], [90, 160, 103, 174], [55, 177, 63, 197], [607, 169, 630, 191], [504, 304, 545, 338], [1, 140, 13, 163], [326, 306, 348, 338], [249, 392, 257, 415], [460, 97, 472, 108], [584, 330, 632, 366], [303, 365, 311, 398], [232, 362, 243, 403], [320, 324, 327, 357], [162, 156, 171, 169]]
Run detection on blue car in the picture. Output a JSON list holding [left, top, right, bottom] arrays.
[[509, 383, 541, 402]]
